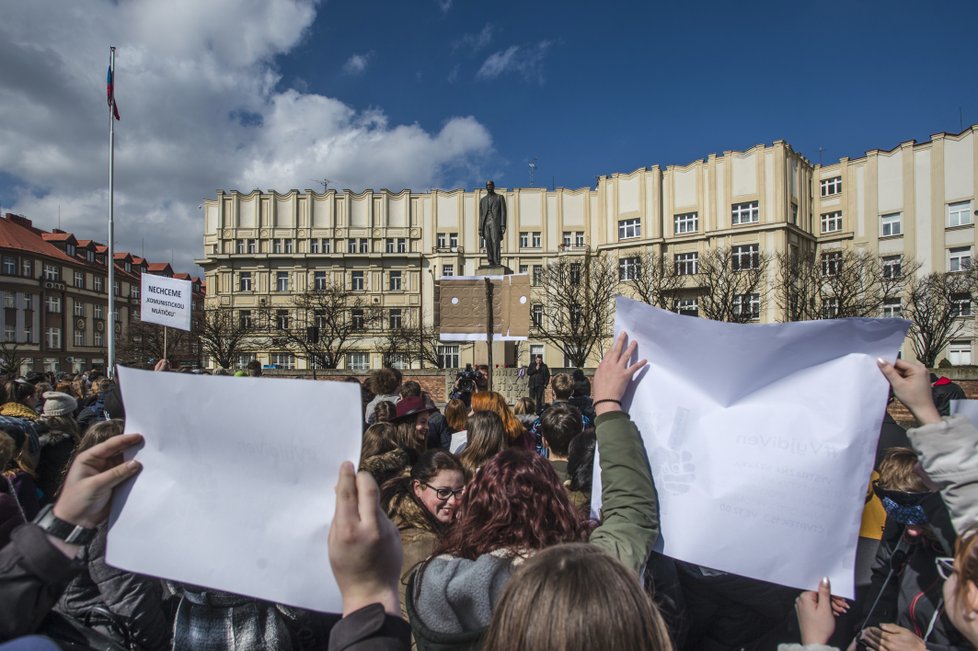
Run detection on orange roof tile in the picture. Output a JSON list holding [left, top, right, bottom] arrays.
[[0, 216, 80, 265]]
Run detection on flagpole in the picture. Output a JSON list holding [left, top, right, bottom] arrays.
[[107, 46, 117, 379]]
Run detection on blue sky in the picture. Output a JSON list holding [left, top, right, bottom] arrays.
[[0, 0, 975, 273]]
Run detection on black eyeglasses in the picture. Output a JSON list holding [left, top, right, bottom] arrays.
[[935, 556, 954, 580], [423, 485, 465, 500]]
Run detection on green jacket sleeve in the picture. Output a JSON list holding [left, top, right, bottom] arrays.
[[587, 410, 659, 574]]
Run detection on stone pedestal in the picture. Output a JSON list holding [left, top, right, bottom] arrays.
[[475, 264, 513, 276]]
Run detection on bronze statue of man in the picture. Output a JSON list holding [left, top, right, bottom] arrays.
[[479, 180, 506, 267]]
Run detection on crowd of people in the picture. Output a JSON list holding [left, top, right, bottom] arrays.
[[1, 335, 978, 651]]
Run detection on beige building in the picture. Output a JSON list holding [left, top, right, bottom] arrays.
[[197, 125, 977, 371]]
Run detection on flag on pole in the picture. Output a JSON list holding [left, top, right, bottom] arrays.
[[107, 64, 120, 120]]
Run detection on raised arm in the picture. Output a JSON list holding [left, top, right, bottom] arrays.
[[587, 332, 659, 574]]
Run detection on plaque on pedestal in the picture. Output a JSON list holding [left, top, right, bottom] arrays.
[[475, 264, 513, 276]]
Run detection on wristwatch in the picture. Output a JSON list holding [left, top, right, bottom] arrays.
[[33, 504, 98, 545]]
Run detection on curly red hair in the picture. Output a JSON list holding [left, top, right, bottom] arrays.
[[435, 448, 592, 559]]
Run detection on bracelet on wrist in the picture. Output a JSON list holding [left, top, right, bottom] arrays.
[[592, 399, 622, 408]]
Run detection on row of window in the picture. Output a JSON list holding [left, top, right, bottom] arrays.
[[0, 257, 135, 296], [822, 201, 974, 236], [2, 325, 105, 349], [258, 345, 463, 372], [235, 237, 413, 255]]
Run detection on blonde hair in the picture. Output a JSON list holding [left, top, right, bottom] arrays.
[[878, 447, 929, 493]]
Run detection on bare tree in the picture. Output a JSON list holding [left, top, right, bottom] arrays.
[[621, 250, 684, 309], [904, 271, 976, 367], [776, 249, 918, 321], [378, 318, 445, 369], [696, 247, 770, 323], [534, 251, 619, 367], [196, 307, 258, 370], [118, 320, 188, 367], [277, 282, 380, 375], [0, 340, 25, 374]]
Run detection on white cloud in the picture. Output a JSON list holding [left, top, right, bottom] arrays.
[[436, 0, 453, 13], [453, 24, 494, 53], [342, 52, 373, 76], [0, 0, 494, 276], [477, 41, 553, 83]]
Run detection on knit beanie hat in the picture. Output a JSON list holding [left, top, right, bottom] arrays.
[[42, 391, 78, 417]]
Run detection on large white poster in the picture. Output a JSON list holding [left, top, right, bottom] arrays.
[[140, 274, 192, 331], [594, 298, 910, 598], [106, 368, 362, 612]]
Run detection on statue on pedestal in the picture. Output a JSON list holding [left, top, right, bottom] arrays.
[[479, 180, 506, 267]]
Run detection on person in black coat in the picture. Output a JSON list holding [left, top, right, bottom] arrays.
[[526, 355, 550, 414]]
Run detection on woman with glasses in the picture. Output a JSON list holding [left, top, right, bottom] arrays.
[[939, 529, 978, 648], [381, 449, 465, 620]]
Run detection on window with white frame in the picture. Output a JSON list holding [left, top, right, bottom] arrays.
[[882, 255, 902, 279], [881, 213, 902, 237], [73, 330, 84, 346], [575, 232, 585, 247], [949, 339, 972, 366], [275, 309, 289, 330], [1, 257, 14, 275], [531, 303, 543, 327], [619, 256, 640, 281], [618, 218, 641, 239], [22, 259, 32, 278], [532, 265, 543, 286], [1, 292, 13, 308], [351, 309, 365, 330], [562, 232, 584, 248], [562, 232, 572, 247], [389, 308, 402, 330], [46, 296, 62, 313], [94, 276, 104, 292], [94, 304, 104, 319], [732, 293, 760, 320], [570, 263, 581, 285], [358, 238, 369, 253], [237, 353, 257, 369], [351, 271, 364, 291], [43, 264, 59, 281], [532, 232, 541, 248], [273, 239, 283, 254], [347, 239, 357, 253], [674, 212, 698, 234], [314, 309, 327, 329], [276, 271, 289, 292], [675, 252, 698, 275], [947, 200, 973, 228], [284, 240, 294, 253], [952, 293, 973, 317], [397, 238, 407, 253], [270, 352, 295, 369], [820, 211, 842, 233], [23, 294, 31, 310], [441, 264, 454, 278], [820, 177, 842, 197], [236, 239, 246, 254], [529, 344, 544, 362], [347, 352, 370, 371], [4, 325, 14, 342], [732, 244, 760, 271], [310, 239, 320, 254], [518, 264, 528, 275], [73, 302, 85, 317], [438, 345, 460, 369], [389, 271, 402, 291], [239, 272, 252, 292], [821, 251, 842, 276], [387, 354, 408, 370], [92, 331, 102, 347], [74, 271, 84, 288], [821, 297, 840, 319], [674, 298, 698, 317], [949, 246, 973, 273], [239, 310, 252, 329], [385, 238, 396, 253], [520, 232, 529, 247], [881, 298, 902, 319], [45, 327, 62, 348], [731, 201, 759, 225], [321, 239, 332, 253], [247, 239, 257, 254], [436, 232, 449, 249], [314, 271, 327, 290]]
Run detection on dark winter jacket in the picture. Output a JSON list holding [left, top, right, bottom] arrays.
[[0, 524, 81, 641], [36, 430, 76, 503], [56, 526, 171, 650], [931, 377, 965, 417], [862, 513, 970, 650]]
